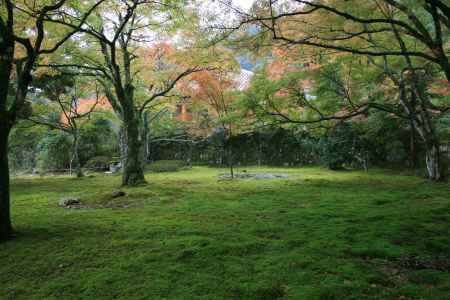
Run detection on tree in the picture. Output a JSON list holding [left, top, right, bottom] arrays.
[[30, 74, 100, 177], [0, 0, 103, 241], [217, 0, 450, 180], [225, 0, 450, 82], [240, 47, 449, 178], [182, 67, 242, 178], [47, 1, 206, 186]]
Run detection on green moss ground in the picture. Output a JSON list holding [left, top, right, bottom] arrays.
[[1, 167, 449, 299]]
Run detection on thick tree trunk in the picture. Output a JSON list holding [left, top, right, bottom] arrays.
[[119, 126, 127, 169], [0, 122, 12, 242], [122, 113, 146, 186]]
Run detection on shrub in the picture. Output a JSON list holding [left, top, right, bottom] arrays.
[[148, 160, 186, 172], [84, 156, 111, 171], [37, 131, 72, 172]]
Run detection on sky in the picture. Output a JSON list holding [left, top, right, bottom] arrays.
[[233, 0, 254, 11]]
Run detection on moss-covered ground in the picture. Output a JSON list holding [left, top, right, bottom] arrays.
[[1, 167, 449, 299]]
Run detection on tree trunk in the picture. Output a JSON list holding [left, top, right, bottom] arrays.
[[258, 133, 262, 167], [187, 142, 193, 168], [228, 134, 234, 179], [122, 112, 146, 186], [119, 126, 127, 170], [424, 140, 443, 181], [0, 122, 12, 242], [143, 111, 150, 163], [229, 147, 234, 179], [410, 121, 418, 169], [71, 131, 83, 178]]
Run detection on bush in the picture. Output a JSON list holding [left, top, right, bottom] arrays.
[[148, 160, 186, 172], [79, 117, 119, 164], [84, 156, 111, 171], [37, 131, 72, 172]]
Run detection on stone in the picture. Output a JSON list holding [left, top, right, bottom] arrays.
[[59, 197, 81, 207], [111, 190, 126, 198], [218, 173, 289, 180], [109, 161, 122, 173], [177, 249, 195, 260]]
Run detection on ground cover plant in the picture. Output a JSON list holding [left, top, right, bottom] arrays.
[[1, 167, 449, 300]]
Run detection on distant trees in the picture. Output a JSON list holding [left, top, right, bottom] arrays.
[[30, 74, 101, 177], [36, 131, 72, 173], [9, 113, 119, 175], [219, 0, 450, 180]]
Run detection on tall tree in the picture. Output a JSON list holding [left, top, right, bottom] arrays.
[[0, 0, 103, 242], [48, 0, 205, 185], [182, 66, 242, 177]]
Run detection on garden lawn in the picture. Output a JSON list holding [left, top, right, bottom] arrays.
[[1, 167, 449, 299]]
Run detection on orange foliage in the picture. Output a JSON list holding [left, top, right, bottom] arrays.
[[60, 96, 111, 124], [429, 79, 450, 96]]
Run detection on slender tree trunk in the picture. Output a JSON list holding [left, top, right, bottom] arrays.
[[257, 133, 262, 167], [228, 133, 234, 179], [122, 110, 146, 186], [187, 142, 193, 168], [229, 147, 234, 179], [219, 147, 224, 165], [0, 122, 12, 242], [410, 121, 418, 169], [143, 111, 150, 163], [424, 139, 443, 181], [71, 131, 83, 178]]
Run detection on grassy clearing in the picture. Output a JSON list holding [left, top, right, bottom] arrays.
[[1, 167, 449, 299]]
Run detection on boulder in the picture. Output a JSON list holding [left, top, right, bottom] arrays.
[[59, 197, 82, 207], [218, 173, 289, 180], [111, 190, 126, 198]]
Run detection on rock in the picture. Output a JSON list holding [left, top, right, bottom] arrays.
[[109, 161, 122, 173], [111, 190, 126, 198], [177, 249, 195, 260], [59, 197, 81, 207], [218, 173, 289, 180]]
